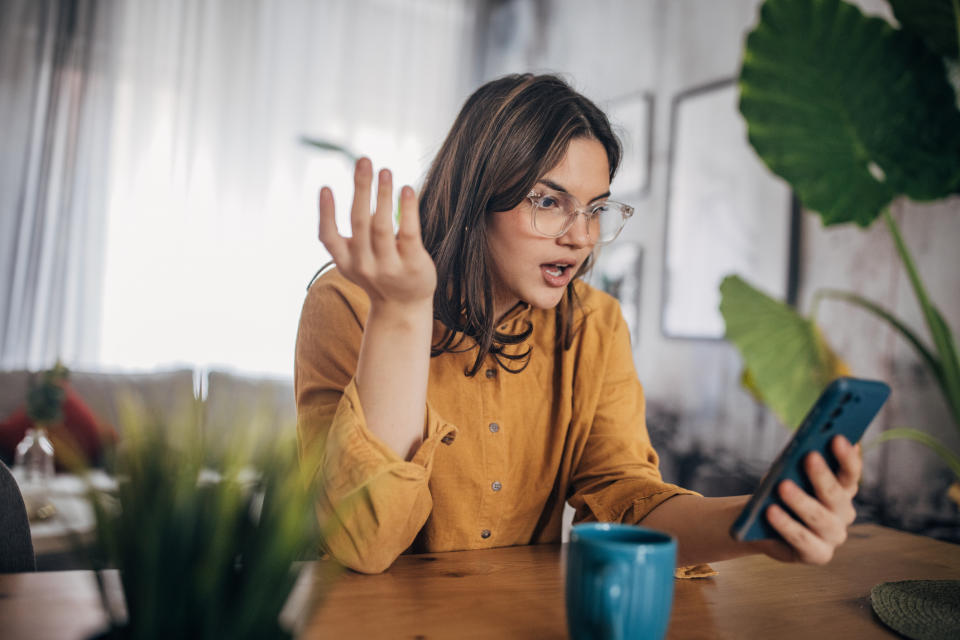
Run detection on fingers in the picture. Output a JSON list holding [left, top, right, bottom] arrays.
[[765, 503, 835, 565], [371, 169, 397, 258], [396, 185, 423, 254], [351, 157, 374, 239], [776, 479, 849, 547], [317, 186, 348, 264], [805, 448, 858, 519], [832, 436, 862, 490], [765, 439, 862, 566]]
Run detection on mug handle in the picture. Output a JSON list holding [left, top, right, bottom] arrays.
[[596, 562, 628, 640]]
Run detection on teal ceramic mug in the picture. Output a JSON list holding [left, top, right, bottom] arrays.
[[566, 523, 677, 640]]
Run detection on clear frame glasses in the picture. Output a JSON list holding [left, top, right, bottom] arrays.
[[526, 187, 634, 245]]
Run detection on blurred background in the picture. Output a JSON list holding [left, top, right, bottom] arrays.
[[1, 0, 958, 544]]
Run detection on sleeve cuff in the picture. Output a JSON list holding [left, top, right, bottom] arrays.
[[321, 378, 457, 497], [578, 483, 702, 525]]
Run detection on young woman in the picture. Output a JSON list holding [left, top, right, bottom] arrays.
[[295, 74, 860, 574]]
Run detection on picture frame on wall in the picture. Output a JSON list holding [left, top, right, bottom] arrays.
[[662, 78, 799, 340], [594, 242, 643, 344], [605, 91, 654, 202]]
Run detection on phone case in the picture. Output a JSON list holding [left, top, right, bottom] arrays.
[[730, 377, 891, 542]]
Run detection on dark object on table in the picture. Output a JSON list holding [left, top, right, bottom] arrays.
[[0, 460, 36, 572], [871, 580, 960, 640]]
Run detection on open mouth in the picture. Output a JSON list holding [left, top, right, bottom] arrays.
[[543, 263, 571, 277]]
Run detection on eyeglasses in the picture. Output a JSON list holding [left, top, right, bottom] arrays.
[[526, 188, 634, 245]]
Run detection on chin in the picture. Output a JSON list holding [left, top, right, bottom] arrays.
[[524, 286, 567, 310]]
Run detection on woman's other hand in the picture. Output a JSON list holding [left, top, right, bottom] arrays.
[[756, 435, 862, 564], [318, 157, 437, 310]]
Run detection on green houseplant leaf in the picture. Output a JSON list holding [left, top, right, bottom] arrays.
[[887, 0, 960, 60], [720, 275, 851, 428], [739, 0, 960, 227], [85, 399, 325, 640]]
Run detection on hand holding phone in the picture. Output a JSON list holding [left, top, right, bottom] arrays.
[[730, 377, 890, 542]]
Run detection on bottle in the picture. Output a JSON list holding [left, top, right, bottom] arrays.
[[13, 425, 56, 519]]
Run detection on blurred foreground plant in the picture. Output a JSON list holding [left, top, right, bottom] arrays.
[[84, 397, 330, 640]]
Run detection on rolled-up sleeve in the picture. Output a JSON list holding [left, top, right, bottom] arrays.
[[295, 272, 455, 573], [567, 306, 698, 525]]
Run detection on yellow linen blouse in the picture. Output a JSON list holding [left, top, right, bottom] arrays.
[[295, 268, 696, 574]]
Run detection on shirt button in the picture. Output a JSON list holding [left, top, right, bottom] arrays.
[[480, 529, 491, 539], [491, 481, 502, 492], [485, 368, 497, 379], [441, 433, 456, 445], [489, 422, 499, 433]]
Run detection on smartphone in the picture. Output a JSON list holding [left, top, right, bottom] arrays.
[[730, 377, 891, 542]]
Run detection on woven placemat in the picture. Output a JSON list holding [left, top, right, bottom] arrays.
[[870, 580, 960, 640]]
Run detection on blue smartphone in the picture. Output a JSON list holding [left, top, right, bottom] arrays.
[[730, 377, 891, 542]]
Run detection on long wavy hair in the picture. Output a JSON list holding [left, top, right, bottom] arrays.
[[420, 74, 622, 376]]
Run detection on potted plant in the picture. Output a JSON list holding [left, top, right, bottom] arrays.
[[83, 399, 333, 639], [719, 0, 960, 502]]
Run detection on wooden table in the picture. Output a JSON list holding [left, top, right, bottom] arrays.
[[1, 524, 958, 639]]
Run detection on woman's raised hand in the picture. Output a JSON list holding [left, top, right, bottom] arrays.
[[318, 158, 437, 310]]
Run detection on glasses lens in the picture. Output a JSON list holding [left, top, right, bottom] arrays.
[[531, 192, 630, 243], [531, 192, 571, 236], [596, 203, 627, 244]]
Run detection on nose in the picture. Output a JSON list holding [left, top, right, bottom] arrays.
[[558, 211, 594, 248]]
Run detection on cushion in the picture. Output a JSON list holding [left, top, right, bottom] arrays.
[[0, 385, 117, 469], [203, 369, 296, 461], [69, 369, 196, 439], [0, 370, 31, 422]]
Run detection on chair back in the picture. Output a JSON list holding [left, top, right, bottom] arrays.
[[0, 460, 35, 572]]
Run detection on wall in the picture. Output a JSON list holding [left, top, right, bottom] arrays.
[[478, 0, 960, 540]]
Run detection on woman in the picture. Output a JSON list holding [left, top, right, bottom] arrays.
[[295, 74, 860, 574]]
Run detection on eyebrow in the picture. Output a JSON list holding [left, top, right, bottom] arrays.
[[537, 179, 610, 203]]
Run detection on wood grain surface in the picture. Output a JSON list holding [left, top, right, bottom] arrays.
[[300, 524, 960, 639], [1, 524, 957, 639]]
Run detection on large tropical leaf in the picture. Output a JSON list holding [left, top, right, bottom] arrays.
[[720, 275, 851, 428], [887, 0, 960, 60], [739, 0, 960, 227]]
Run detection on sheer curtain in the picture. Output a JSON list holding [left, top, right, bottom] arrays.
[[2, 0, 479, 375], [0, 0, 117, 369]]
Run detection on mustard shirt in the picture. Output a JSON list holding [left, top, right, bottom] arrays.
[[295, 268, 696, 574]]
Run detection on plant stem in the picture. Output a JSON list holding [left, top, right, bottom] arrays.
[[883, 209, 960, 434], [810, 288, 943, 382], [870, 427, 960, 480], [953, 0, 960, 61]]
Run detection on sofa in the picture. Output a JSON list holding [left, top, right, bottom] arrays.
[[0, 367, 298, 465]]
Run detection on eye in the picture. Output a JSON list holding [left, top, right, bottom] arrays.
[[590, 202, 612, 214], [535, 194, 561, 209]]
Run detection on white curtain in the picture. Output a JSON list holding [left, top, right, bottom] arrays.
[[2, 0, 479, 376], [0, 0, 116, 370]]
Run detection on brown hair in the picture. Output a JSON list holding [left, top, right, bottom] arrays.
[[420, 73, 621, 376]]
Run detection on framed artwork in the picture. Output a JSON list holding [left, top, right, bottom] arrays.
[[595, 242, 643, 345], [605, 91, 654, 201], [661, 78, 798, 340]]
